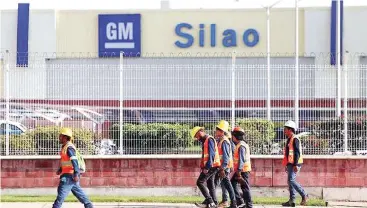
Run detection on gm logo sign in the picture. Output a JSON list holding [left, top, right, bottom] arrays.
[[98, 14, 141, 57]]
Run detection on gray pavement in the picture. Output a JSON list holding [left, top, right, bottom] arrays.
[[2, 202, 367, 208]]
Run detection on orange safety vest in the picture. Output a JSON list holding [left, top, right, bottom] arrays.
[[60, 142, 77, 175], [233, 141, 251, 172], [218, 137, 233, 169], [201, 136, 221, 169], [282, 136, 303, 166]]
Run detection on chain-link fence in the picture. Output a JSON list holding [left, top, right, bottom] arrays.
[[0, 52, 366, 156]]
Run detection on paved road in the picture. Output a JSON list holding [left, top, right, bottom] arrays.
[[1, 202, 366, 208]]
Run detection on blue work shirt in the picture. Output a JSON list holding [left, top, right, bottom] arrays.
[[202, 135, 216, 170], [59, 146, 80, 178], [230, 140, 235, 157], [220, 140, 231, 169], [237, 145, 246, 171]]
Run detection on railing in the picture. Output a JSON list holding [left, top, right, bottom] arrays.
[[0, 51, 366, 156]]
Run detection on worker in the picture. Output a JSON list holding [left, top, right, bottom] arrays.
[[191, 126, 220, 208], [52, 128, 93, 208], [231, 127, 253, 208], [214, 120, 237, 208], [281, 121, 308, 207]]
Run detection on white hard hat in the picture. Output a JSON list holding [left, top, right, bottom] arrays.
[[284, 120, 297, 130]]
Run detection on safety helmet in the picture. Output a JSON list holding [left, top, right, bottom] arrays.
[[60, 127, 73, 138], [232, 126, 245, 134], [216, 120, 229, 134], [231, 126, 245, 140], [284, 120, 297, 131], [191, 126, 204, 139]]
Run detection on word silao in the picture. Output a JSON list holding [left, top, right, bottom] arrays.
[[174, 23, 260, 48]]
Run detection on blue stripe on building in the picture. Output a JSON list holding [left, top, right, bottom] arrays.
[[330, 0, 343, 66], [16, 3, 30, 67]]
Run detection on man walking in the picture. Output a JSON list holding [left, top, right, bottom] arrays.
[[214, 120, 237, 208], [231, 127, 253, 208], [52, 128, 93, 208], [192, 126, 221, 208], [281, 121, 308, 207]]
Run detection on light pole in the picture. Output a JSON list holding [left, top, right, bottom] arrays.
[[336, 0, 342, 117], [295, 0, 302, 129], [261, 0, 285, 121]]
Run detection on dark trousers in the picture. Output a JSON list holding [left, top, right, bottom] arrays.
[[214, 168, 236, 202], [231, 172, 253, 208], [196, 167, 219, 204]]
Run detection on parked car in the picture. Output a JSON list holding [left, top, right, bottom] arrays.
[[0, 120, 28, 135]]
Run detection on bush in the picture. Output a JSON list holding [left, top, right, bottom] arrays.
[[0, 126, 95, 156], [307, 119, 367, 154], [109, 120, 277, 155], [31, 126, 96, 155], [110, 123, 193, 154], [0, 134, 36, 155], [236, 119, 275, 155], [298, 134, 330, 155]]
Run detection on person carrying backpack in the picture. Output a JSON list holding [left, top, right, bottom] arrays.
[[52, 128, 93, 208]]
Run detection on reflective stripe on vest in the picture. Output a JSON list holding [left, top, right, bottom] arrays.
[[201, 136, 221, 168], [218, 137, 233, 168], [233, 141, 251, 172], [60, 142, 76, 174], [282, 136, 304, 166]]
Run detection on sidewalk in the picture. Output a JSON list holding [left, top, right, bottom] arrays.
[[0, 202, 323, 208], [327, 201, 367, 207], [1, 202, 366, 208]]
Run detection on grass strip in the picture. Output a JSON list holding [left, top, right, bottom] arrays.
[[0, 195, 326, 206]]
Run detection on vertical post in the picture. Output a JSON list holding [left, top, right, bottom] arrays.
[[295, 0, 299, 128], [119, 52, 124, 154], [336, 0, 342, 117], [5, 50, 10, 156], [231, 51, 236, 130], [343, 51, 348, 153], [266, 6, 271, 121]]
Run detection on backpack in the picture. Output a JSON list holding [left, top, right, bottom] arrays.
[[68, 143, 86, 174], [75, 149, 86, 173]]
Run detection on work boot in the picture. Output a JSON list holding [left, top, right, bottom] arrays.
[[218, 201, 230, 208], [281, 200, 296, 207], [300, 195, 309, 206], [207, 199, 217, 208], [207, 203, 217, 208], [236, 199, 245, 208], [195, 199, 207, 208], [229, 201, 238, 208], [245, 201, 253, 208]]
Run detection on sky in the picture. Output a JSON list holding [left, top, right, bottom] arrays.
[[1, 0, 367, 10]]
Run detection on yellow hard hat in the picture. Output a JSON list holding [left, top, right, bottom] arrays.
[[60, 127, 73, 138], [191, 126, 204, 138], [216, 120, 229, 133]]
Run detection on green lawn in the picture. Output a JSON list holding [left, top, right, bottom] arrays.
[[0, 195, 326, 206]]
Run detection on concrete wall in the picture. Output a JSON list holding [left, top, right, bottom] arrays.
[[1, 157, 366, 190]]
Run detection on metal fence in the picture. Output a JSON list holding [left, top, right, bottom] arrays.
[[0, 51, 366, 156]]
